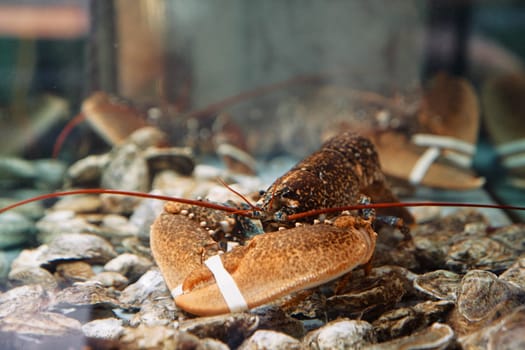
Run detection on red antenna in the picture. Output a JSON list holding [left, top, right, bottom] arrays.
[[52, 112, 86, 158], [1, 188, 524, 220], [0, 189, 252, 217], [287, 201, 525, 221]]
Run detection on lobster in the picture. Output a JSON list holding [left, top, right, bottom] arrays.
[[1, 132, 523, 316]]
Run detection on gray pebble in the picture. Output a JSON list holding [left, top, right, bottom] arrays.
[[8, 266, 58, 290], [66, 153, 109, 186], [33, 159, 67, 189], [305, 319, 376, 350], [119, 268, 169, 308], [239, 329, 302, 350], [39, 233, 117, 264], [0, 211, 36, 249], [82, 317, 124, 340], [104, 253, 153, 281], [0, 157, 37, 187], [0, 197, 45, 220], [89, 271, 129, 289]]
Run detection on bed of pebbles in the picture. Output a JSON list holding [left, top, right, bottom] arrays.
[[0, 128, 524, 349]]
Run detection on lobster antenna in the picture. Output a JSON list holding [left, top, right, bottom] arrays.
[[52, 112, 87, 158], [216, 178, 260, 212], [2, 189, 524, 221], [286, 201, 525, 221], [0, 188, 254, 217]]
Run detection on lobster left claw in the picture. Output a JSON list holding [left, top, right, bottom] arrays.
[[151, 207, 377, 316], [150, 202, 220, 293]]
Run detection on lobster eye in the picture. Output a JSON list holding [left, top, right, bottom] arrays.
[[281, 188, 300, 201]]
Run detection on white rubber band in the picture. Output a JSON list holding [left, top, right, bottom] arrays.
[[412, 134, 475, 155], [442, 150, 473, 169], [409, 147, 441, 185], [204, 255, 248, 313], [502, 153, 525, 169], [409, 134, 478, 183], [495, 138, 525, 156], [171, 284, 183, 298]]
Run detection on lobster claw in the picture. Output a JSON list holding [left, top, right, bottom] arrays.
[[151, 208, 377, 316], [150, 202, 220, 294]]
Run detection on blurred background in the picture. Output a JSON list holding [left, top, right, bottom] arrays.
[[0, 0, 524, 217]]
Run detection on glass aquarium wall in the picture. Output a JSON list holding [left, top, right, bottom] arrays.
[[0, 1, 525, 348], [0, 0, 523, 173]]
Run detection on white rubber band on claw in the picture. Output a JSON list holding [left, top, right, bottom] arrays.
[[442, 150, 473, 169], [502, 154, 525, 169], [412, 134, 475, 156], [495, 138, 525, 157], [409, 146, 440, 185], [171, 284, 183, 298], [495, 139, 525, 169], [204, 255, 248, 313], [409, 134, 478, 185]]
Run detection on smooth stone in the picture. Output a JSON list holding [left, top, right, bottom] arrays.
[[10, 245, 48, 270], [119, 268, 169, 308], [66, 153, 109, 186], [193, 164, 225, 179], [0, 197, 45, 220], [33, 159, 67, 189], [0, 251, 9, 282], [129, 191, 165, 240], [100, 214, 140, 239], [0, 211, 36, 248], [127, 126, 168, 150], [239, 330, 302, 350], [143, 146, 195, 176], [38, 233, 117, 264], [100, 193, 144, 216], [8, 266, 58, 290], [101, 143, 149, 192], [89, 271, 129, 290], [52, 195, 102, 213], [54, 261, 95, 283], [82, 317, 124, 340], [129, 296, 177, 327], [104, 253, 153, 282], [304, 319, 376, 350], [200, 338, 230, 350], [0, 157, 36, 183], [36, 210, 101, 243], [150, 171, 197, 196]]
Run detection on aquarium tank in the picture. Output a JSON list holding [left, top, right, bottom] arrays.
[[0, 1, 524, 349]]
